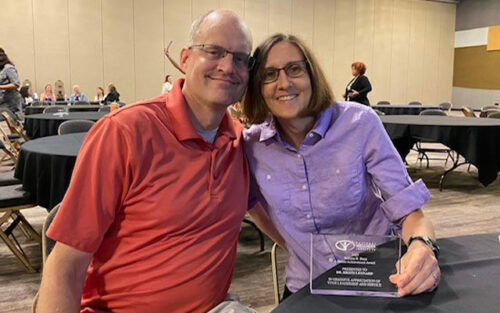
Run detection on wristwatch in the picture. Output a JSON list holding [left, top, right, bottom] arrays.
[[408, 236, 440, 259]]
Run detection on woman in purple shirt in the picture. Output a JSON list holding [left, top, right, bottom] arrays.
[[242, 34, 440, 299]]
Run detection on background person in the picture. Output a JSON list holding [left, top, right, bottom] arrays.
[[0, 48, 24, 118], [40, 84, 56, 102], [69, 84, 87, 102], [343, 61, 372, 106], [94, 87, 105, 103], [20, 85, 35, 106], [103, 83, 120, 103], [162, 74, 173, 93], [242, 34, 439, 300]]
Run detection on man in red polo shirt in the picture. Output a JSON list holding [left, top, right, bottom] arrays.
[[37, 9, 256, 313]]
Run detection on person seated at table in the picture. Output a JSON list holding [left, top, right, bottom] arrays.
[[69, 84, 87, 102], [36, 8, 257, 313], [94, 86, 105, 103], [162, 74, 174, 94], [20, 85, 36, 106], [103, 83, 120, 104], [242, 33, 440, 299], [40, 84, 56, 102]]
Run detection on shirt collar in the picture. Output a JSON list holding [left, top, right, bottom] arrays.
[[165, 78, 237, 142], [257, 105, 334, 143]]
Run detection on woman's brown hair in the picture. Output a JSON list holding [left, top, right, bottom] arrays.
[[243, 33, 334, 124]]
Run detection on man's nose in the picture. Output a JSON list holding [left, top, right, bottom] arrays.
[[217, 53, 235, 73]]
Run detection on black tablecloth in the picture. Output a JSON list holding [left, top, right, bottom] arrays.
[[272, 233, 500, 313], [373, 105, 442, 115], [24, 111, 107, 139], [14, 133, 86, 210], [24, 105, 108, 115], [380, 115, 500, 186]]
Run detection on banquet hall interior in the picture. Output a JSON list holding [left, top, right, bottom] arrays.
[[0, 0, 499, 312]]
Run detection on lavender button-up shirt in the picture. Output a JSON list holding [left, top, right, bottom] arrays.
[[243, 102, 430, 292]]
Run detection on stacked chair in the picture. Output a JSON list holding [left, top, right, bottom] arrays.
[[0, 109, 40, 272]]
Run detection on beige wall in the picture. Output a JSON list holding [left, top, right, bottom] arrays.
[[1, 0, 455, 105]]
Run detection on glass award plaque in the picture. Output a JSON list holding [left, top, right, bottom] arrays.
[[310, 233, 401, 297]]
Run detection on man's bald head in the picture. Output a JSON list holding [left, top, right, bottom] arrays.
[[188, 9, 252, 52]]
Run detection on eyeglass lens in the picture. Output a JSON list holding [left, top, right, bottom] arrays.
[[262, 61, 307, 83]]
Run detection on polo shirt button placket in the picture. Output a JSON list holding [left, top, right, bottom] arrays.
[[208, 151, 215, 194]]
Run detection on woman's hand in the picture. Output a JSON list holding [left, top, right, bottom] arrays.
[[350, 90, 359, 98], [389, 240, 440, 296]]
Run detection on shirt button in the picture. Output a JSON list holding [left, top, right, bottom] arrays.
[[306, 214, 311, 219], [266, 174, 271, 180], [328, 257, 334, 263], [297, 154, 302, 158], [301, 184, 307, 190], [336, 169, 340, 174]]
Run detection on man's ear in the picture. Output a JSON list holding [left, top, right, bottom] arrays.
[[179, 47, 190, 73]]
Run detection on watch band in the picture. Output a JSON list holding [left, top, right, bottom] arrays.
[[408, 236, 440, 259]]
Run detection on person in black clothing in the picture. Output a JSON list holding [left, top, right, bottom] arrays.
[[103, 83, 120, 103], [343, 61, 372, 106]]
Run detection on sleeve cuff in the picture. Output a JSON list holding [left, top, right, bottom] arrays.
[[380, 179, 430, 224]]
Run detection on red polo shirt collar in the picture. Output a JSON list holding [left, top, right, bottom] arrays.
[[165, 78, 238, 143]]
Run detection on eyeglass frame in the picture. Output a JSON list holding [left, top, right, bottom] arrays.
[[188, 43, 256, 71], [260, 60, 309, 84]]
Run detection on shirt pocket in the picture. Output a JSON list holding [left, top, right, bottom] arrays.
[[314, 161, 364, 211], [256, 171, 292, 212]]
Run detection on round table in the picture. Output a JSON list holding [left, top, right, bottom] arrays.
[[14, 133, 86, 210], [24, 104, 108, 115], [272, 233, 500, 313], [380, 115, 500, 186], [24, 111, 107, 139], [372, 105, 442, 115]]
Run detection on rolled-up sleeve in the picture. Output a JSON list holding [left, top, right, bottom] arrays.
[[362, 110, 430, 224], [380, 179, 429, 223], [5, 66, 20, 87]]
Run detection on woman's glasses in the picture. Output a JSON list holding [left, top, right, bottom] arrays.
[[261, 61, 308, 84]]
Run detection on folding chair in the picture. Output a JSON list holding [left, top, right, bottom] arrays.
[[0, 126, 19, 163], [488, 112, 500, 119], [43, 107, 68, 114], [0, 184, 40, 272], [376, 100, 390, 105], [415, 109, 454, 168], [42, 204, 59, 265], [439, 102, 452, 112], [271, 242, 288, 306], [461, 106, 476, 117], [57, 120, 95, 135], [1, 110, 29, 142], [242, 215, 265, 252], [31, 203, 60, 313]]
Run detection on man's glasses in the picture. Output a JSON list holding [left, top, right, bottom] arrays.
[[261, 61, 308, 84], [189, 44, 256, 71]]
